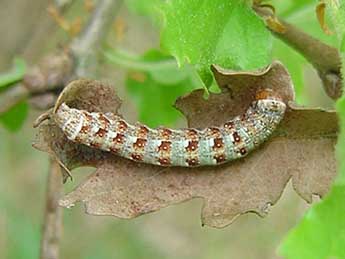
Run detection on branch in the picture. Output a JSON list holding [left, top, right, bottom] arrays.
[[70, 0, 123, 77], [40, 159, 63, 259], [0, 52, 73, 114], [254, 5, 342, 100]]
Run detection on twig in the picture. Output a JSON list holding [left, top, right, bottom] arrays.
[[273, 21, 342, 99], [254, 5, 342, 100], [70, 0, 124, 77], [40, 159, 63, 259]]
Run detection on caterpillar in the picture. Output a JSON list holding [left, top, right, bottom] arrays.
[[53, 89, 286, 167]]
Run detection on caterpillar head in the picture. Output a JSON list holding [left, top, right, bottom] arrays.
[[255, 89, 286, 114]]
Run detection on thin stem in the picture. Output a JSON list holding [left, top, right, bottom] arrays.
[[273, 21, 341, 99], [71, 0, 124, 77], [40, 159, 63, 259], [103, 48, 178, 71]]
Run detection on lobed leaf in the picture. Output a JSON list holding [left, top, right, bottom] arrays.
[[160, 0, 271, 87]]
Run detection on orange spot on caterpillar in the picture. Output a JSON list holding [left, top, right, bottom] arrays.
[[95, 128, 107, 137], [133, 138, 147, 149], [186, 140, 198, 152], [158, 141, 171, 152], [213, 138, 224, 150], [186, 158, 199, 166], [158, 157, 171, 166]]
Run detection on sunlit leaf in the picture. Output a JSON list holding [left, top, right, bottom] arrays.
[[279, 185, 345, 259], [160, 0, 271, 87]]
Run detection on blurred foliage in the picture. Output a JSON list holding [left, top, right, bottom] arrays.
[[279, 1, 345, 259], [272, 39, 306, 103], [126, 74, 191, 127], [0, 57, 28, 131], [104, 48, 201, 127], [0, 101, 28, 132], [272, 0, 316, 18], [0, 58, 26, 88], [124, 0, 163, 25], [5, 203, 40, 259]]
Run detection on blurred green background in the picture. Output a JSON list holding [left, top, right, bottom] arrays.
[[0, 0, 337, 258]]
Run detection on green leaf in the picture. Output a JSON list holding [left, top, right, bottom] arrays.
[[160, 0, 271, 87], [0, 58, 26, 88], [0, 101, 28, 132], [327, 1, 345, 52], [273, 0, 317, 18], [279, 185, 345, 259]]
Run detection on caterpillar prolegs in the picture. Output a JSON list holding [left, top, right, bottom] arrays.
[[54, 89, 286, 167]]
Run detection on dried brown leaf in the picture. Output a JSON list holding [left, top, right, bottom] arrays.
[[33, 62, 338, 228]]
